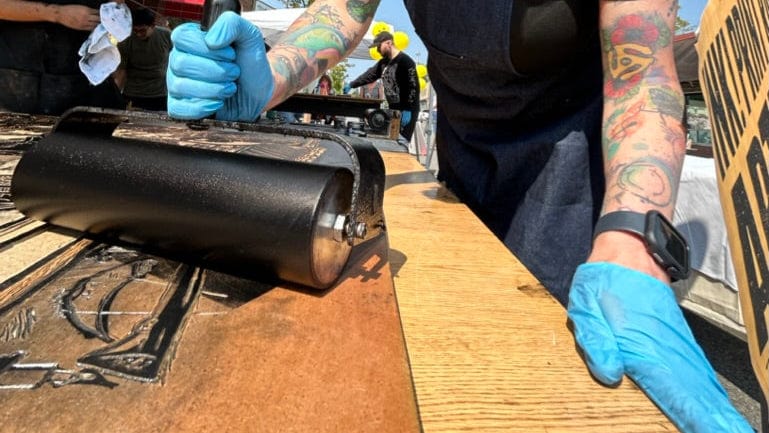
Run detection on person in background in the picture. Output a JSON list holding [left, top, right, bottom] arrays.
[[348, 31, 419, 141], [314, 73, 334, 96], [0, 0, 125, 115], [113, 7, 171, 111], [311, 73, 336, 124], [164, 2, 753, 431]]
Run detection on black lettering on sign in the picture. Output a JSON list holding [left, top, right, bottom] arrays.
[[732, 135, 769, 350], [760, 0, 769, 38], [761, 101, 769, 150], [733, 173, 769, 349], [703, 32, 742, 173], [727, 1, 769, 105]]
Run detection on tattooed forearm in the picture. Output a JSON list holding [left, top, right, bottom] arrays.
[[603, 85, 683, 160], [270, 47, 315, 101], [265, 0, 380, 109], [600, 1, 684, 215]]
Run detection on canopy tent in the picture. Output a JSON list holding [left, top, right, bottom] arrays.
[[242, 8, 376, 60]]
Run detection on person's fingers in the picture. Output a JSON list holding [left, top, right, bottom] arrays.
[[204, 12, 263, 50], [168, 50, 240, 82], [167, 96, 223, 120], [171, 23, 237, 61], [167, 76, 236, 100], [567, 264, 625, 385], [568, 300, 624, 384]]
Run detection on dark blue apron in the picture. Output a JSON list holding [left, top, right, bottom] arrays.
[[404, 0, 603, 304], [0, 0, 124, 115]]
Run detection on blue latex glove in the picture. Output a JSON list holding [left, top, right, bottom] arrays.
[[401, 110, 412, 127], [167, 12, 274, 121], [568, 262, 753, 433]]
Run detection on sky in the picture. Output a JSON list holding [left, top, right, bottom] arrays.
[[262, 0, 710, 83], [678, 0, 709, 29]]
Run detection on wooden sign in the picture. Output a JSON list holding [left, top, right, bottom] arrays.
[[698, 0, 769, 428]]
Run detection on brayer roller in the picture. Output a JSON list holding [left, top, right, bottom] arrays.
[[10, 108, 386, 289]]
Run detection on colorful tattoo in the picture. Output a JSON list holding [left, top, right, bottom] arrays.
[[347, 0, 379, 23], [612, 157, 675, 207], [602, 13, 671, 101], [271, 47, 315, 100], [605, 101, 645, 159], [599, 3, 683, 215], [603, 85, 684, 159], [268, 1, 379, 106], [283, 25, 347, 62]]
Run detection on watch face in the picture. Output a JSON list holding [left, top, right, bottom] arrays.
[[645, 210, 690, 280]]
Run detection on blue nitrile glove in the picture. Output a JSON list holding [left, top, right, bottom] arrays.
[[401, 110, 412, 127], [167, 12, 274, 121], [568, 262, 753, 433]]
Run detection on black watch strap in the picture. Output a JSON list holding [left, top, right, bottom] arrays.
[[593, 211, 646, 241]]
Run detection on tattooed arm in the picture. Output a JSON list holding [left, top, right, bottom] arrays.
[[568, 5, 754, 429], [265, 0, 380, 110], [588, 0, 685, 282]]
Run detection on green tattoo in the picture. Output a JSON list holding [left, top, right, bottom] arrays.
[[347, 0, 379, 23], [272, 48, 314, 99], [613, 156, 675, 207], [284, 24, 348, 59], [648, 86, 684, 119]]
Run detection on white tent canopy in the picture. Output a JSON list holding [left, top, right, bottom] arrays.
[[242, 8, 375, 60]]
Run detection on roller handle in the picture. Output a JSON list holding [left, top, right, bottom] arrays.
[[200, 0, 241, 31]]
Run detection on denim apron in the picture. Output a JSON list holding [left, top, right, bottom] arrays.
[[0, 0, 124, 115], [404, 0, 603, 304]]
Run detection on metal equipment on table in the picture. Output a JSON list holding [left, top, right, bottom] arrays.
[[10, 107, 386, 289]]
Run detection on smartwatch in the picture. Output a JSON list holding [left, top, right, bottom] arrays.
[[593, 210, 690, 281]]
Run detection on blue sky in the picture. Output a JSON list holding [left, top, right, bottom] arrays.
[[679, 0, 709, 28]]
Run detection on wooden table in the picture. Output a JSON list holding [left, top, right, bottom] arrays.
[[0, 114, 675, 432], [381, 151, 676, 432]]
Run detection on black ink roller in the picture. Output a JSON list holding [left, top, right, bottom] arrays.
[[10, 109, 385, 289]]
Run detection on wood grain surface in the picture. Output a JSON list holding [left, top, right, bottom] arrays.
[[381, 151, 676, 432]]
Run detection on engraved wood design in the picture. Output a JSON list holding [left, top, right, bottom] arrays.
[[0, 115, 419, 433]]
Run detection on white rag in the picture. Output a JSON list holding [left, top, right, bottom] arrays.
[[78, 2, 132, 85]]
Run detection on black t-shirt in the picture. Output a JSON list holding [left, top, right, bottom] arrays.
[[350, 52, 420, 112]]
